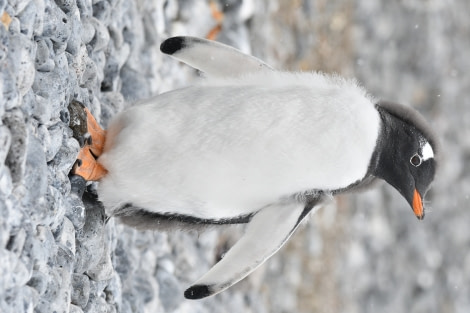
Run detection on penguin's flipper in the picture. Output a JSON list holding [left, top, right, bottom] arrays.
[[160, 36, 273, 78], [184, 198, 322, 299]]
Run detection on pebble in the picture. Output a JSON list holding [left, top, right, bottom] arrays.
[[74, 198, 106, 273], [17, 0, 44, 38], [28, 269, 49, 296], [70, 304, 85, 313], [0, 125, 11, 173], [6, 228, 27, 257], [76, 0, 92, 19], [86, 240, 113, 281], [22, 134, 48, 205], [156, 268, 181, 312], [88, 16, 109, 51], [42, 1, 71, 49], [71, 273, 90, 308], [45, 123, 65, 161], [3, 108, 27, 185], [54, 217, 76, 270], [65, 194, 86, 230], [80, 18, 95, 44], [49, 136, 80, 174], [55, 0, 77, 14], [66, 8, 82, 55]]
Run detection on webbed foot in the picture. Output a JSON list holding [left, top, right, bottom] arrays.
[[69, 101, 108, 181]]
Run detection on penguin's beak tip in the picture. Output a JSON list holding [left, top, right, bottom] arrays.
[[412, 189, 425, 220]]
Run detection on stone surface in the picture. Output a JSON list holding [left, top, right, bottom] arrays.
[[0, 0, 468, 313]]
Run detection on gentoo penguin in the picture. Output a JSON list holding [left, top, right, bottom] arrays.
[[70, 36, 438, 300]]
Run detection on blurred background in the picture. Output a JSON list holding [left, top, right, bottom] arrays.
[[0, 0, 468, 312]]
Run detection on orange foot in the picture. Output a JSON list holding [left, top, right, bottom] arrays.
[[70, 105, 108, 181]]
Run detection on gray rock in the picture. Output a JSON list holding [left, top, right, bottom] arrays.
[[27, 269, 49, 295], [0, 67, 20, 111], [86, 240, 113, 281], [55, 0, 76, 14], [156, 268, 181, 312], [113, 238, 131, 280], [80, 55, 98, 89], [7, 33, 36, 98], [0, 18, 9, 62], [76, 0, 92, 19], [104, 273, 122, 308], [32, 54, 73, 122], [43, 185, 66, 229], [54, 217, 76, 253], [0, 125, 11, 173], [71, 273, 91, 308], [92, 0, 111, 26], [6, 227, 26, 257], [9, 0, 29, 15], [49, 136, 80, 175], [39, 267, 72, 313], [88, 17, 110, 52], [99, 91, 124, 127], [42, 0, 71, 50], [8, 256, 33, 289], [35, 39, 55, 72], [26, 225, 57, 269], [0, 166, 13, 197], [45, 123, 65, 162], [16, 0, 44, 38], [66, 7, 82, 55], [54, 217, 76, 270], [84, 280, 110, 313], [119, 65, 150, 101], [70, 304, 85, 313], [21, 285, 40, 311], [90, 50, 105, 85], [66, 194, 86, 230], [22, 134, 48, 206], [3, 108, 27, 186], [80, 17, 95, 44], [29, 93, 54, 124], [84, 294, 109, 313], [74, 197, 106, 273]]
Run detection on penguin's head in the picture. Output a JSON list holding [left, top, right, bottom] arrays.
[[373, 101, 439, 220]]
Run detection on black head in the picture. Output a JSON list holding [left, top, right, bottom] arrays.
[[371, 101, 438, 220]]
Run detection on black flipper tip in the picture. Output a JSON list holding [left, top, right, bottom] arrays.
[[184, 284, 213, 300], [160, 37, 187, 55]]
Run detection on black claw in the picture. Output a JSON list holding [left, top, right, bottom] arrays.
[[160, 37, 187, 55], [85, 134, 92, 146], [184, 284, 212, 300]]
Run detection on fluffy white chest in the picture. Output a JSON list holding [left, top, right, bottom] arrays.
[[98, 72, 380, 219]]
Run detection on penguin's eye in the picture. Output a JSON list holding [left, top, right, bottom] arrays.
[[410, 153, 422, 167]]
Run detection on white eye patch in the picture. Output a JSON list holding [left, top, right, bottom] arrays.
[[421, 141, 434, 161]]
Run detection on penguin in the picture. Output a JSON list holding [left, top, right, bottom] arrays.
[[70, 36, 438, 300]]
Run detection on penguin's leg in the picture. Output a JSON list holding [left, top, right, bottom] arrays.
[[70, 104, 108, 181], [184, 197, 323, 299]]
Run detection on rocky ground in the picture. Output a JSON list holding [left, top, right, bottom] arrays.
[[0, 0, 469, 312]]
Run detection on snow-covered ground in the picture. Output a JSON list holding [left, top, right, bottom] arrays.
[[0, 0, 469, 312]]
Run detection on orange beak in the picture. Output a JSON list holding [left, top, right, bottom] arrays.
[[412, 189, 424, 220]]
